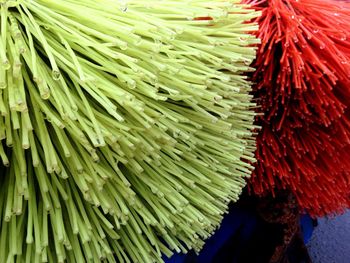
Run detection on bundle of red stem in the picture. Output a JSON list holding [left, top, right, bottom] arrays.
[[245, 0, 350, 217]]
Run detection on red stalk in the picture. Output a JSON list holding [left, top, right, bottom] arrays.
[[245, 0, 350, 217]]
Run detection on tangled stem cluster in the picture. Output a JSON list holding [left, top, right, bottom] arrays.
[[246, 0, 350, 217], [0, 0, 259, 262]]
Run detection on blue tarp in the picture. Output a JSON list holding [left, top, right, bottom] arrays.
[[165, 206, 314, 263]]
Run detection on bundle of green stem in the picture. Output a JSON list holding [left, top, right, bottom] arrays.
[[0, 0, 259, 262]]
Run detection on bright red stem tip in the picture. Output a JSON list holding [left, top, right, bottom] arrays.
[[194, 17, 213, 21], [244, 0, 350, 217]]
